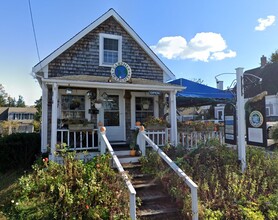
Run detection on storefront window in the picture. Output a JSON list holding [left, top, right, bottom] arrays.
[[135, 97, 154, 123], [61, 95, 85, 119]]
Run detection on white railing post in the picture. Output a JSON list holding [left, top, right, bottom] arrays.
[[191, 186, 198, 220], [100, 128, 106, 155], [99, 126, 137, 220], [137, 127, 146, 156], [130, 193, 136, 220]]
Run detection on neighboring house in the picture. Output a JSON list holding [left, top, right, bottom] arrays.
[[32, 9, 183, 156], [0, 107, 37, 135], [215, 56, 278, 126], [244, 56, 278, 117]]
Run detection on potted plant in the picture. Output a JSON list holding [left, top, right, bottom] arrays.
[[94, 99, 102, 110], [130, 142, 136, 156]]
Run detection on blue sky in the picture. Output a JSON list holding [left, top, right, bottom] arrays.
[[1, 0, 278, 105]]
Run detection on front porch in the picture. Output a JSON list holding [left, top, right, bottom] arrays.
[[40, 75, 183, 156]]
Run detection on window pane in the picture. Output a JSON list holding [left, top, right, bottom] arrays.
[[104, 50, 118, 64], [104, 38, 118, 51], [135, 97, 154, 123], [61, 95, 85, 119], [103, 95, 119, 126]]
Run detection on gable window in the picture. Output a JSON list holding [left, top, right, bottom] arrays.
[[99, 33, 122, 66]]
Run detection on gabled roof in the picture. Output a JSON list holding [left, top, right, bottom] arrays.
[[0, 107, 8, 120], [32, 8, 175, 80], [0, 107, 37, 121], [244, 62, 278, 98]]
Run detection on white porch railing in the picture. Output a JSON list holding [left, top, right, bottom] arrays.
[[145, 128, 171, 147], [137, 127, 198, 220], [178, 131, 224, 149], [145, 128, 224, 149], [99, 127, 137, 220], [57, 129, 99, 151]]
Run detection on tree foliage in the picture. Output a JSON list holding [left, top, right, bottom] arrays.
[[270, 49, 278, 63], [0, 84, 8, 107], [34, 96, 42, 121], [0, 84, 26, 107]]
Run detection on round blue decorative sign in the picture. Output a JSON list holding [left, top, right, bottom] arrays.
[[249, 110, 263, 127], [111, 62, 132, 82]]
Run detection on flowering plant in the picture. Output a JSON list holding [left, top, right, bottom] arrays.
[[143, 116, 169, 128]]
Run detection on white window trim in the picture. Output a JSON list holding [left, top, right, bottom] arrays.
[[99, 33, 122, 67], [130, 92, 159, 128]]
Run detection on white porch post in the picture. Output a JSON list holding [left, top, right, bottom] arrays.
[[50, 83, 58, 160], [41, 82, 48, 153], [236, 67, 246, 172], [170, 90, 178, 145]]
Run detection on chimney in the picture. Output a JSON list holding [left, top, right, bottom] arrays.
[[261, 55, 267, 67], [216, 80, 223, 90]]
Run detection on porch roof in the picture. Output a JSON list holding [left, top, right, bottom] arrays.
[[43, 75, 184, 92], [169, 78, 235, 107]]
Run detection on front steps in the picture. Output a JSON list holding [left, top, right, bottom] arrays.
[[122, 162, 184, 220], [112, 145, 183, 219]]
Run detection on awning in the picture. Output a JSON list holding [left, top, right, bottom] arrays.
[[168, 78, 235, 107]]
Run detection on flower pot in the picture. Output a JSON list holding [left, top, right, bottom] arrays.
[[130, 149, 136, 156]]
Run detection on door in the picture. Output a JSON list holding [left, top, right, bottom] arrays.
[[99, 90, 125, 141]]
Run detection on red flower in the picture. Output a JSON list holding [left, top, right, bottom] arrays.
[[86, 205, 89, 209], [43, 158, 49, 162]]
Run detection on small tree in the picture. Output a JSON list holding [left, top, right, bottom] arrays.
[[16, 95, 25, 107], [34, 97, 42, 121], [0, 84, 7, 107], [270, 49, 278, 63]]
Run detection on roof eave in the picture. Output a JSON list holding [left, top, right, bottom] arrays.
[[42, 78, 184, 92]]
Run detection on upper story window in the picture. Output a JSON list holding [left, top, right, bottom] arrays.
[[99, 33, 122, 66]]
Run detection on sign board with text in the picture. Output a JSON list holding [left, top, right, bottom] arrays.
[[246, 97, 267, 147], [224, 103, 237, 145]]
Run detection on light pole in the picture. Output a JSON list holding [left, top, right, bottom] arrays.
[[235, 67, 246, 172], [215, 68, 246, 172]]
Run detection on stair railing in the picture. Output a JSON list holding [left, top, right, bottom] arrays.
[[137, 126, 198, 220], [99, 126, 137, 220]]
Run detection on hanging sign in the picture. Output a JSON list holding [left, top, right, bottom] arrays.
[[111, 62, 132, 82], [224, 103, 237, 145], [149, 91, 161, 96], [246, 97, 267, 147]]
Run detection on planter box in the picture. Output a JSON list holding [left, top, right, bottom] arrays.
[[145, 125, 166, 130], [68, 123, 94, 131]]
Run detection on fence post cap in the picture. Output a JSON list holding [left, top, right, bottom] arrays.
[[100, 126, 106, 133], [140, 126, 145, 131]]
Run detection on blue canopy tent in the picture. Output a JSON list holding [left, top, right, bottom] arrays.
[[169, 78, 235, 107]]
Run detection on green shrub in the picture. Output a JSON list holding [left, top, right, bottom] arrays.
[[0, 133, 41, 173], [3, 153, 130, 219], [270, 124, 278, 142]]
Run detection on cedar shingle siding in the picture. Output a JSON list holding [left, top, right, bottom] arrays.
[[48, 17, 163, 81]]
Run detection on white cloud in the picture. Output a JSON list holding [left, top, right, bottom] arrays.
[[255, 15, 275, 31], [210, 50, 237, 61], [151, 32, 236, 62]]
